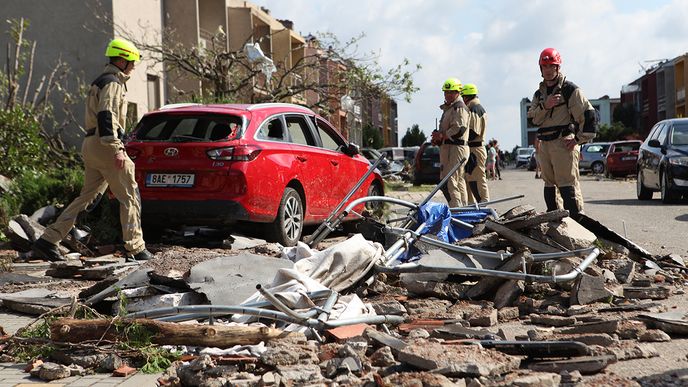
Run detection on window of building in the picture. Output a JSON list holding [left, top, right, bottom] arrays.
[[147, 75, 161, 111]]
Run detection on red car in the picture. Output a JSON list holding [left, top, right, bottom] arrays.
[[604, 140, 641, 178], [125, 103, 384, 246]]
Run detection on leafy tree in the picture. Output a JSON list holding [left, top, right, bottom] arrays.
[[362, 124, 383, 149], [613, 103, 636, 130], [595, 122, 637, 142], [401, 124, 427, 146]]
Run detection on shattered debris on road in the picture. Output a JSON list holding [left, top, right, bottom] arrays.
[[1, 185, 687, 386]]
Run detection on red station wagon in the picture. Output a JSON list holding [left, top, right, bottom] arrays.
[[604, 140, 641, 178], [125, 103, 384, 246]]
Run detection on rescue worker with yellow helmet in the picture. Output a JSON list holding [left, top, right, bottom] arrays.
[[33, 38, 153, 261], [527, 48, 598, 219], [460, 83, 490, 204], [434, 77, 470, 207]]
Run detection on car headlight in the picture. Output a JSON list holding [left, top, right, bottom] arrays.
[[668, 157, 688, 166]]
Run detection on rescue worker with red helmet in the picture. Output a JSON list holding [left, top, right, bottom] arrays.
[[436, 77, 470, 207], [527, 48, 598, 219], [32, 38, 153, 261], [461, 83, 490, 204]]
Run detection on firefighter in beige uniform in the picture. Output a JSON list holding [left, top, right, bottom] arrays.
[[33, 38, 152, 261], [436, 78, 470, 207], [461, 83, 490, 204], [527, 48, 597, 218]]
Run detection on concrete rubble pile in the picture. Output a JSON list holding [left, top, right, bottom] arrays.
[[1, 197, 687, 386]]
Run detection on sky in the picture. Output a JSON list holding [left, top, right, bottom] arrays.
[[253, 0, 688, 150]]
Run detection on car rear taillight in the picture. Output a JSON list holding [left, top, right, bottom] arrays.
[[126, 148, 141, 160], [207, 145, 262, 161]]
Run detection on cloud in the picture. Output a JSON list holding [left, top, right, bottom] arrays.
[[255, 0, 684, 150]]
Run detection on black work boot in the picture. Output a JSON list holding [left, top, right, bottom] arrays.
[[469, 181, 482, 203], [559, 186, 581, 220], [32, 238, 66, 261], [543, 186, 558, 212], [128, 249, 153, 261]]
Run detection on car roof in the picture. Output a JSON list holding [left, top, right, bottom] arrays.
[[609, 139, 641, 144], [147, 102, 316, 117], [658, 118, 688, 124]]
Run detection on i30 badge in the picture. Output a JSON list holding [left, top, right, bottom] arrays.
[[164, 147, 179, 157]]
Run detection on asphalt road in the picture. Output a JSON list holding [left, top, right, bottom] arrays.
[[480, 167, 688, 257]]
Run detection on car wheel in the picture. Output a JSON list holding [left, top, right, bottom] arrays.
[[591, 161, 604, 175], [365, 182, 384, 212], [660, 171, 680, 204], [269, 187, 303, 246], [636, 170, 653, 200]]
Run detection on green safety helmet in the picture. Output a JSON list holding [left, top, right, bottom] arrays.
[[461, 83, 478, 96], [441, 77, 462, 92], [105, 38, 140, 62]]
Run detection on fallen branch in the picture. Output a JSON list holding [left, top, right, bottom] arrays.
[[50, 318, 290, 348]]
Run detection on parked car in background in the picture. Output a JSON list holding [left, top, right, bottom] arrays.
[[379, 146, 419, 165], [361, 148, 403, 176], [604, 140, 641, 178], [579, 142, 611, 175], [125, 103, 383, 246], [637, 118, 688, 203], [413, 142, 440, 185], [515, 147, 535, 168]]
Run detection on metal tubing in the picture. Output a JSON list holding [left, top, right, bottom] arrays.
[[256, 284, 320, 321], [317, 289, 340, 323], [418, 157, 466, 207], [384, 222, 427, 265], [306, 154, 386, 246], [451, 194, 525, 211], [376, 248, 600, 283]]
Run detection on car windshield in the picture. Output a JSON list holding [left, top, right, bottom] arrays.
[[134, 114, 243, 142], [518, 148, 534, 156], [585, 144, 609, 153], [671, 124, 688, 145]]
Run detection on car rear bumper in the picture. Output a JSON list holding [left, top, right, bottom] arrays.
[[142, 200, 252, 226]]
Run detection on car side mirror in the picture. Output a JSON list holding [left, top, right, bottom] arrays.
[[344, 143, 360, 156], [647, 139, 661, 148]]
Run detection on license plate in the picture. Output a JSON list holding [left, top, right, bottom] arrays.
[[621, 156, 636, 161], [433, 162, 441, 168], [146, 173, 195, 187]]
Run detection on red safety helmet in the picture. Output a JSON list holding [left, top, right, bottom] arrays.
[[539, 48, 562, 66]]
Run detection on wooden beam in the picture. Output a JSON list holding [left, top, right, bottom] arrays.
[[50, 318, 290, 348], [485, 219, 561, 254], [503, 210, 569, 230]]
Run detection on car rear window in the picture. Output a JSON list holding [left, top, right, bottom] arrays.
[[423, 145, 439, 156], [671, 124, 688, 145], [612, 142, 640, 152], [134, 114, 243, 142], [585, 144, 608, 153]]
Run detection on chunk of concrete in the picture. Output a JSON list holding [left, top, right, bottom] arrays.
[[530, 314, 576, 327], [623, 286, 671, 300], [371, 300, 407, 316], [570, 274, 614, 305], [187, 253, 293, 305], [493, 280, 524, 309], [528, 355, 616, 375], [639, 329, 671, 342], [121, 292, 206, 313], [559, 320, 619, 335], [544, 217, 596, 250], [397, 340, 521, 377]]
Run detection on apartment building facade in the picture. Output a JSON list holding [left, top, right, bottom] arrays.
[[2, 0, 397, 148]]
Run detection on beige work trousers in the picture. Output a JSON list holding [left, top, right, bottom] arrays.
[[538, 134, 584, 212], [465, 145, 490, 204], [41, 136, 146, 254], [440, 143, 469, 207]]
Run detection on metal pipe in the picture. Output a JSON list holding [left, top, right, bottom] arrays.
[[317, 289, 340, 323], [451, 194, 525, 211], [305, 154, 386, 247], [256, 284, 320, 321], [376, 248, 600, 283], [418, 157, 466, 207]]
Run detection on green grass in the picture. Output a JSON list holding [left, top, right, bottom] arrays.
[[384, 181, 433, 193]]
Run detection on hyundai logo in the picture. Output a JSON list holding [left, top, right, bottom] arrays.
[[164, 147, 179, 157]]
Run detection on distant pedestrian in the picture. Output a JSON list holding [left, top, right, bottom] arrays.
[[527, 47, 598, 218], [32, 38, 153, 261], [435, 77, 470, 207], [486, 141, 497, 180], [493, 139, 503, 180], [461, 83, 490, 204], [534, 137, 542, 178]]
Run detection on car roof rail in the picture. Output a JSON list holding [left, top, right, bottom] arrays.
[[158, 103, 202, 110], [245, 103, 314, 113]]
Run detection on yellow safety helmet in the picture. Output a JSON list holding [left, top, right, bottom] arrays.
[[461, 83, 478, 96], [105, 38, 140, 62], [441, 77, 462, 92]]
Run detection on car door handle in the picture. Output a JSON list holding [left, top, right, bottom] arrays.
[[296, 156, 307, 162], [330, 160, 339, 166]]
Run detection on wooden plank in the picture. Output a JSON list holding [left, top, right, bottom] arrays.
[[485, 219, 561, 254], [503, 209, 569, 230]]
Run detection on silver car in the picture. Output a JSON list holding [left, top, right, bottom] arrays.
[[579, 142, 611, 174]]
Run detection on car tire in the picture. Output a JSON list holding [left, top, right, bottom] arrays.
[[268, 187, 303, 247], [591, 161, 604, 175], [365, 182, 384, 212], [660, 171, 680, 204], [636, 170, 653, 200]]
